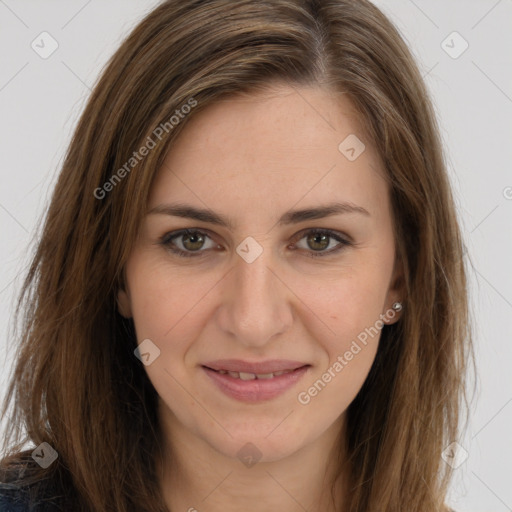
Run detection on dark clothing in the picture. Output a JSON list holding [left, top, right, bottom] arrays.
[[0, 480, 65, 511]]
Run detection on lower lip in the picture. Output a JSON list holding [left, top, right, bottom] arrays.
[[202, 365, 310, 403]]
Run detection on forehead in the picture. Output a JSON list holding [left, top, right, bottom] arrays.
[[149, 84, 389, 224]]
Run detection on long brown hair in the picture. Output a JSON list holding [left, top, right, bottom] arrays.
[[0, 0, 475, 510]]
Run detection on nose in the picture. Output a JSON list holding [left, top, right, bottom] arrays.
[[215, 241, 293, 349]]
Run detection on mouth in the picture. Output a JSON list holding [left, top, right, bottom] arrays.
[[202, 365, 309, 380], [201, 363, 311, 403]]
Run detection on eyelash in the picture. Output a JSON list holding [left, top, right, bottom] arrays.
[[159, 228, 352, 259]]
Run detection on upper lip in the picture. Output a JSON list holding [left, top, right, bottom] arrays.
[[202, 359, 309, 374]]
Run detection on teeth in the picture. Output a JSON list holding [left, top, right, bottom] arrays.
[[273, 369, 293, 376], [214, 368, 298, 379], [239, 372, 257, 381]]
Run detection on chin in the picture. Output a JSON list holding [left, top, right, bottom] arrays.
[[203, 421, 311, 464]]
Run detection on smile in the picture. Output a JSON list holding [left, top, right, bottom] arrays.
[[208, 368, 297, 380], [202, 365, 310, 402]]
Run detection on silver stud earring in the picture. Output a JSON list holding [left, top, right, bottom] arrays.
[[392, 302, 403, 312]]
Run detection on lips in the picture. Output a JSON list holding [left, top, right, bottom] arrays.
[[202, 364, 310, 402], [201, 359, 309, 375], [207, 368, 302, 381]]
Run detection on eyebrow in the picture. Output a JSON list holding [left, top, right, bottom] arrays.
[[147, 201, 370, 229]]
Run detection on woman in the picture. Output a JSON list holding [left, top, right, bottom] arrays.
[[0, 0, 473, 510]]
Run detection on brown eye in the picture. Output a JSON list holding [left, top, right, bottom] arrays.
[[293, 229, 351, 258], [160, 229, 217, 257], [306, 232, 330, 251], [181, 231, 206, 251], [160, 228, 351, 259]]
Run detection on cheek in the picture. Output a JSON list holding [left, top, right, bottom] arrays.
[[291, 266, 386, 403], [125, 256, 219, 360], [128, 252, 388, 349], [296, 285, 382, 416], [293, 261, 388, 342]]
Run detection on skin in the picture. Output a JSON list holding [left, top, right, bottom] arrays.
[[117, 83, 404, 512]]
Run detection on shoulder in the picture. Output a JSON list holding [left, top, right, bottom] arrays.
[[0, 467, 67, 512], [0, 448, 81, 511], [0, 483, 29, 511]]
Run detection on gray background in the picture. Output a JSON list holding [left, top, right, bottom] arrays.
[[0, 1, 511, 510]]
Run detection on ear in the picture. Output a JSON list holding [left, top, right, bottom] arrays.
[[116, 284, 133, 318], [383, 254, 405, 325]]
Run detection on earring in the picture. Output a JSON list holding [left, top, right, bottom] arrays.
[[392, 302, 403, 312]]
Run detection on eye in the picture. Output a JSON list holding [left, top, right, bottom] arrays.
[[160, 229, 219, 257], [291, 228, 352, 258], [159, 228, 352, 258]]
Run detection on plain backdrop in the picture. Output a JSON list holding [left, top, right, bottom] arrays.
[[0, 1, 511, 511]]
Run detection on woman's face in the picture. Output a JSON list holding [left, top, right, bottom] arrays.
[[117, 84, 403, 463]]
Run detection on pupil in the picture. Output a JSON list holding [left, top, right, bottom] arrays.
[[310, 233, 328, 251], [184, 232, 203, 250]]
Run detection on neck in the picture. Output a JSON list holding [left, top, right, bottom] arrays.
[[156, 404, 349, 512]]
